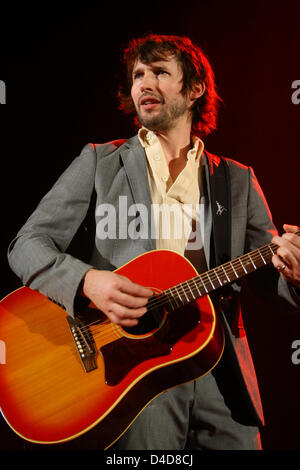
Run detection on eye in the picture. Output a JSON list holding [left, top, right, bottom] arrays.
[[156, 69, 168, 76], [133, 71, 143, 80]]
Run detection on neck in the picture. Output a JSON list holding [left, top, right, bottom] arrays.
[[155, 120, 192, 163]]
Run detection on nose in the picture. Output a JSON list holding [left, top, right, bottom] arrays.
[[140, 71, 156, 92]]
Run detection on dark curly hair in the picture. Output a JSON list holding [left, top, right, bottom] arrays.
[[118, 34, 221, 137]]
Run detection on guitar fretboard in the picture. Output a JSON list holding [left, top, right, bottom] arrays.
[[158, 230, 300, 311]]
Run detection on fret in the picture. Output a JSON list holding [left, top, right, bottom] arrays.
[[166, 294, 177, 311], [181, 283, 189, 302], [230, 261, 239, 278], [241, 254, 253, 271], [248, 253, 257, 269], [168, 289, 180, 309], [221, 265, 230, 283], [239, 257, 248, 274], [206, 272, 216, 290], [192, 278, 203, 297], [161, 232, 300, 313], [257, 248, 267, 265], [199, 276, 209, 294], [268, 244, 276, 256], [187, 281, 196, 300], [174, 285, 183, 304], [214, 267, 223, 287]]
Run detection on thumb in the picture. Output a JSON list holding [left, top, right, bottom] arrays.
[[283, 224, 299, 234]]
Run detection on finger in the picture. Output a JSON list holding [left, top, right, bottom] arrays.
[[107, 312, 139, 327], [276, 247, 300, 277], [107, 303, 147, 325], [119, 318, 139, 327], [112, 290, 150, 309], [272, 233, 300, 257], [281, 232, 300, 251], [117, 275, 153, 297], [272, 254, 290, 272], [283, 224, 299, 234], [272, 253, 300, 286], [271, 255, 296, 285], [109, 300, 148, 318], [272, 225, 300, 245], [272, 228, 300, 287], [277, 237, 300, 265]]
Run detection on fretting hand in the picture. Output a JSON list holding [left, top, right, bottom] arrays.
[[272, 224, 300, 288]]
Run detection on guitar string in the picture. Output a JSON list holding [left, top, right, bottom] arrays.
[[90, 325, 149, 342], [76, 231, 300, 342], [77, 242, 278, 340], [76, 231, 300, 339], [147, 233, 298, 307], [150, 242, 280, 308], [75, 320, 120, 344], [78, 231, 299, 336], [107, 243, 274, 314], [75, 242, 278, 339], [81, 240, 271, 342]]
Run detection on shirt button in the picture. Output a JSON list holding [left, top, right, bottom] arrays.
[[162, 175, 168, 182], [154, 155, 160, 161]]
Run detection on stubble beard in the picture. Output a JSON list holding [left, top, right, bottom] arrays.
[[136, 97, 190, 132]]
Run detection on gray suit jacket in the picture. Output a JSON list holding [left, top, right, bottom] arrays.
[[8, 135, 300, 425]]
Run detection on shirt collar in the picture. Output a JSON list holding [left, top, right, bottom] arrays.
[[138, 128, 204, 162]]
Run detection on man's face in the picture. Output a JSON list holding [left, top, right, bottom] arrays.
[[130, 56, 192, 132]]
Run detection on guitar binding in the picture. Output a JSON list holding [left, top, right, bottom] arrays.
[[66, 316, 98, 373]]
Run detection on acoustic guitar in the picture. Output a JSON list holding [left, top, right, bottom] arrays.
[[0, 235, 296, 448]]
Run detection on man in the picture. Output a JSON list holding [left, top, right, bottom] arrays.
[[8, 34, 300, 450]]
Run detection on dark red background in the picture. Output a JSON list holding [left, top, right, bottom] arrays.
[[1, 0, 300, 452]]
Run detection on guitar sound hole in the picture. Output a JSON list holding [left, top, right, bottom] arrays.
[[123, 304, 165, 336]]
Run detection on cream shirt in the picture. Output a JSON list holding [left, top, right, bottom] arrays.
[[138, 128, 204, 255]]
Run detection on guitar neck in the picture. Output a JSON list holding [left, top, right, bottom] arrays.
[[164, 230, 300, 310]]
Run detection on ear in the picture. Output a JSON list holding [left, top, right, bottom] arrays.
[[190, 82, 206, 101]]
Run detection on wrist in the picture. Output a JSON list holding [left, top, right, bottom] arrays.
[[79, 268, 97, 298]]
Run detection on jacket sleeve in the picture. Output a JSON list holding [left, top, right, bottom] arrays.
[[245, 166, 300, 310], [7, 144, 98, 316]]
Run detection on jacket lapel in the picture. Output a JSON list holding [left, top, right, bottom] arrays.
[[200, 153, 213, 268], [202, 150, 232, 269], [119, 136, 155, 251]]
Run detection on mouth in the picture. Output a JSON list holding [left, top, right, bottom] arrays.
[[139, 95, 162, 110]]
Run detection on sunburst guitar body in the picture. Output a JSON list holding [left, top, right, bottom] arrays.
[[0, 250, 225, 448]]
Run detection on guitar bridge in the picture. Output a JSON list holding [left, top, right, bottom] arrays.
[[67, 316, 97, 373]]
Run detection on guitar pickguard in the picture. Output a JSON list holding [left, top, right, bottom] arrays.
[[100, 302, 201, 386]]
